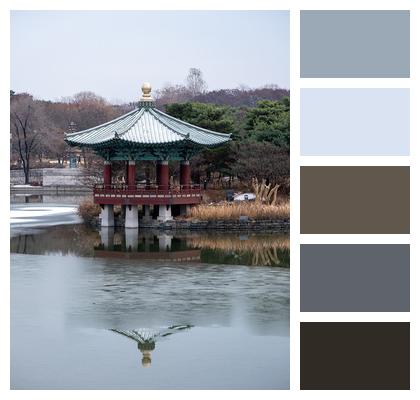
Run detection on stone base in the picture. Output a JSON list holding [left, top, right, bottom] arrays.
[[100, 204, 114, 227], [125, 204, 139, 228], [157, 204, 173, 222]]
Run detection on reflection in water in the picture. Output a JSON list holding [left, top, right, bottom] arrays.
[[11, 224, 289, 267], [11, 202, 290, 389], [12, 253, 289, 388], [111, 325, 193, 367], [187, 234, 289, 267]]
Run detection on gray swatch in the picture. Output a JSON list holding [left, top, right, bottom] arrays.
[[300, 244, 410, 312], [301, 10, 410, 78], [300, 88, 410, 156]]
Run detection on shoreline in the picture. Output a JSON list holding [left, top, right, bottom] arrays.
[[91, 216, 290, 232]]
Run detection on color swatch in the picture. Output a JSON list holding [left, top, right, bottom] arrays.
[[300, 244, 410, 312], [300, 10, 410, 78], [300, 166, 410, 234], [300, 89, 410, 156], [300, 322, 410, 389]]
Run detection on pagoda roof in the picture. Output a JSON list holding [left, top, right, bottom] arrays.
[[64, 92, 231, 150]]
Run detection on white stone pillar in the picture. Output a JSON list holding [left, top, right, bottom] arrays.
[[100, 204, 114, 227], [100, 226, 114, 250], [158, 233, 173, 251], [157, 204, 173, 221], [125, 227, 138, 251], [125, 204, 139, 228]]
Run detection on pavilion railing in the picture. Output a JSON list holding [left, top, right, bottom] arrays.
[[93, 183, 202, 196]]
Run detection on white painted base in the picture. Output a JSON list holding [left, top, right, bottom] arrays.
[[100, 226, 114, 250], [157, 204, 173, 221], [100, 204, 114, 227], [125, 205, 139, 228]]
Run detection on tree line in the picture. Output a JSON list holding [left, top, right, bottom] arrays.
[[10, 69, 289, 192]]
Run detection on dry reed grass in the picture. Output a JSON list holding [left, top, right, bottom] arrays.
[[77, 199, 101, 224], [187, 201, 290, 221]]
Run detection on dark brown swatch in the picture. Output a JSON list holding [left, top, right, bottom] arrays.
[[300, 322, 410, 390], [300, 166, 410, 234]]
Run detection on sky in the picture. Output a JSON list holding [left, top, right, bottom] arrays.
[[10, 10, 289, 103]]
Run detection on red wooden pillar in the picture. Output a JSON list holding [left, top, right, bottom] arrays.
[[103, 160, 111, 186], [180, 160, 191, 189], [158, 160, 169, 189], [127, 160, 136, 188]]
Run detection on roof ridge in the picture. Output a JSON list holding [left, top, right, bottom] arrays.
[[152, 108, 232, 138], [147, 108, 189, 139], [64, 107, 140, 138], [116, 108, 146, 138]]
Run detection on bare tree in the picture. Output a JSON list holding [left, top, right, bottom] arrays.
[[61, 92, 121, 167], [10, 94, 46, 183], [154, 83, 193, 108], [185, 68, 208, 97]]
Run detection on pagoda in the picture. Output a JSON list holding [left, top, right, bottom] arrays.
[[64, 83, 231, 228]]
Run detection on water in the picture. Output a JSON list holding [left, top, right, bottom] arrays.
[[10, 199, 290, 389]]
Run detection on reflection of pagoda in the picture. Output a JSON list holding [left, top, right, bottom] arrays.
[[111, 325, 193, 367], [95, 227, 201, 262]]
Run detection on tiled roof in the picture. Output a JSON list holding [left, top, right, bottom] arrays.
[[65, 103, 231, 148]]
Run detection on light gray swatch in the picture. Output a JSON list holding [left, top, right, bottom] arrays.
[[300, 88, 410, 156], [301, 10, 410, 78], [300, 244, 410, 312]]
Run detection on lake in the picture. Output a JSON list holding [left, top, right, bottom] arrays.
[[10, 196, 290, 389]]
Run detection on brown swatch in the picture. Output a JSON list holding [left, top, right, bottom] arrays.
[[300, 322, 410, 390], [300, 166, 410, 234]]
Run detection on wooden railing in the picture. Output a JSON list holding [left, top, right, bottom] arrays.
[[94, 183, 201, 194], [93, 183, 202, 205]]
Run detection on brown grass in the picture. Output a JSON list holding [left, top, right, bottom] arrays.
[[187, 201, 289, 221], [77, 199, 101, 224]]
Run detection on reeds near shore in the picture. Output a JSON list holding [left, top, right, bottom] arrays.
[[187, 201, 290, 221], [77, 199, 101, 224]]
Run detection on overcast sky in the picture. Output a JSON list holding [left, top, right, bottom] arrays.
[[10, 10, 289, 103]]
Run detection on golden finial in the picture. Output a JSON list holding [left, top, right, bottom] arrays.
[[141, 82, 152, 100]]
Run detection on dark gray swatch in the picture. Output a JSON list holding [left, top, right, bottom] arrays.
[[300, 244, 410, 312], [300, 166, 410, 234], [301, 322, 410, 390], [301, 10, 410, 77]]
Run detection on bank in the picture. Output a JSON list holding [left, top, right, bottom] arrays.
[[90, 215, 290, 232]]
